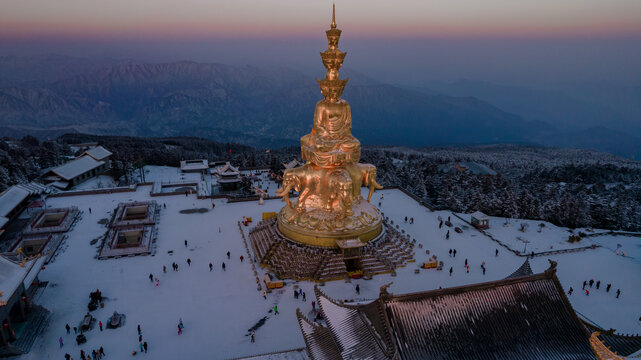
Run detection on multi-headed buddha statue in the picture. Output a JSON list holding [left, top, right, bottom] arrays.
[[276, 5, 383, 247]]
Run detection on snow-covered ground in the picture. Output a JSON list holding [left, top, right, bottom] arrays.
[[19, 182, 641, 360], [474, 215, 596, 253]]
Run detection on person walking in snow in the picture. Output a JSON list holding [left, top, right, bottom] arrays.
[[294, 289, 298, 299], [139, 342, 144, 352], [240, 255, 244, 262], [464, 258, 468, 266], [155, 278, 159, 287], [439, 220, 443, 228], [453, 249, 457, 257], [404, 216, 408, 223], [568, 287, 573, 295], [65, 353, 71, 360], [446, 230, 449, 240], [355, 284, 360, 295], [606, 283, 611, 292], [184, 240, 188, 247], [59, 336, 64, 348], [449, 249, 452, 257], [163, 265, 166, 273], [65, 323, 71, 334], [312, 301, 316, 310], [209, 262, 213, 271], [227, 251, 230, 259], [596, 280, 600, 289], [251, 330, 255, 343], [495, 249, 499, 256], [449, 267, 453, 276], [99, 347, 105, 357], [583, 281, 587, 289], [222, 262, 226, 271], [262, 290, 266, 299], [143, 342, 148, 353], [92, 350, 97, 359], [149, 273, 153, 282], [616, 289, 621, 298], [138, 324, 141, 335], [99, 321, 103, 331], [187, 258, 191, 266], [177, 324, 182, 335], [138, 334, 142, 343], [274, 305, 279, 314], [589, 279, 594, 288], [303, 292, 306, 301]]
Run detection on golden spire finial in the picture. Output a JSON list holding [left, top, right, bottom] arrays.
[[331, 3, 336, 29]]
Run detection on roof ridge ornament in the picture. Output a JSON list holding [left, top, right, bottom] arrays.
[[545, 259, 558, 277], [380, 282, 393, 299]]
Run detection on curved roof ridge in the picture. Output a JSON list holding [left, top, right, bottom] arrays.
[[504, 257, 534, 279]]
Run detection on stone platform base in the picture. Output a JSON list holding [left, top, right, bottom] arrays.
[[248, 218, 415, 282]]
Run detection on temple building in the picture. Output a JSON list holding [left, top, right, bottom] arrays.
[[180, 159, 209, 173], [213, 162, 241, 191], [297, 261, 640, 359], [0, 253, 48, 356], [43, 155, 109, 189], [79, 145, 112, 163]]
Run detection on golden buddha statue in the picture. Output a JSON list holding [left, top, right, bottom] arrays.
[[300, 7, 360, 167], [276, 4, 383, 247]]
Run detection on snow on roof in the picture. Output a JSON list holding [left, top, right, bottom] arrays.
[[283, 159, 301, 169], [180, 159, 209, 171], [471, 211, 489, 220], [82, 145, 112, 161], [22, 256, 46, 290], [0, 217, 8, 229], [50, 156, 105, 181], [49, 181, 69, 190], [0, 255, 30, 302], [0, 186, 30, 217], [215, 162, 240, 176]]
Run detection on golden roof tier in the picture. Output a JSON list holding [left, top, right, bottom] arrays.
[[276, 5, 382, 247]]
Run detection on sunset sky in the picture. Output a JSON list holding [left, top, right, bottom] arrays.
[[2, 0, 641, 89], [2, 0, 641, 39]]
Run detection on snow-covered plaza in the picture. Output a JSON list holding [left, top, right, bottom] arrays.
[[16, 176, 641, 359]]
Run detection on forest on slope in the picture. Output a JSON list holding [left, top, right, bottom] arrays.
[[1, 135, 640, 231]]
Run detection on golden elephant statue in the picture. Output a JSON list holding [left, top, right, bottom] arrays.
[[346, 163, 383, 202]]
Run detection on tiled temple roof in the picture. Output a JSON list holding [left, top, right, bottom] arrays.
[[301, 261, 597, 360], [313, 286, 396, 360], [384, 272, 594, 359], [504, 257, 534, 279], [297, 309, 342, 360], [583, 321, 641, 357]]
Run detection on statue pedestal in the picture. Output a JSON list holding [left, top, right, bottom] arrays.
[[277, 198, 382, 247]]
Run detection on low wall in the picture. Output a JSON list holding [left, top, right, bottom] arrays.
[[48, 185, 136, 198]]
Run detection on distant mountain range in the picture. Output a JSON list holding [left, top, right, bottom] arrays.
[[0, 54, 639, 159]]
